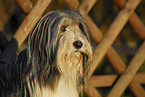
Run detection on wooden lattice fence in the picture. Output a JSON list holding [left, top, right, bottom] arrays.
[[1, 0, 145, 97]]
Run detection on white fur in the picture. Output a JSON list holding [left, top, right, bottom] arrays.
[[33, 73, 79, 97]]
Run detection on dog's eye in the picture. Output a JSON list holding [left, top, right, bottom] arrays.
[[60, 26, 67, 32], [78, 23, 84, 33]]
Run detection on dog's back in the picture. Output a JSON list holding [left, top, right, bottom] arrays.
[[0, 48, 31, 97]]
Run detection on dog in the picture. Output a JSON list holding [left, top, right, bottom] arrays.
[[0, 10, 93, 97]]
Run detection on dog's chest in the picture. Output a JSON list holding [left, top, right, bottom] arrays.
[[35, 76, 79, 97]]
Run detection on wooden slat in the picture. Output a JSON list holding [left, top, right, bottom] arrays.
[[81, 13, 103, 43], [107, 40, 145, 97], [64, 0, 79, 10], [78, 0, 97, 13], [84, 86, 102, 97], [89, 75, 118, 87], [113, 0, 125, 8], [14, 0, 52, 48], [88, 0, 140, 78], [16, 0, 33, 13], [129, 78, 145, 97], [106, 47, 126, 74], [113, 0, 145, 40], [134, 73, 145, 84], [129, 13, 145, 40]]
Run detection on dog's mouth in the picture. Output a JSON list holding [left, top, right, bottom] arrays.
[[70, 51, 82, 64], [60, 50, 90, 75], [69, 51, 89, 71], [70, 51, 88, 63]]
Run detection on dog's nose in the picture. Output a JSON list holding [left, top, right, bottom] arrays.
[[73, 41, 83, 49]]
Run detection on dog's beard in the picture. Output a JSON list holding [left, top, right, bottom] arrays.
[[69, 52, 82, 67], [59, 51, 83, 73]]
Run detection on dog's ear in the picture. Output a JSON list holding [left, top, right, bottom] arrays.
[[27, 12, 62, 86], [28, 12, 56, 62], [28, 14, 52, 56], [28, 11, 67, 67]]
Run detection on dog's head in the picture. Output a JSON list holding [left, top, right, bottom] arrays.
[[28, 10, 93, 85]]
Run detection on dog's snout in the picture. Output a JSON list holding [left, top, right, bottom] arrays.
[[73, 41, 83, 49]]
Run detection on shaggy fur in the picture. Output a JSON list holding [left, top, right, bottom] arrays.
[[0, 10, 93, 97]]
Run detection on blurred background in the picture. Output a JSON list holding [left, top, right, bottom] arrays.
[[0, 0, 145, 97]]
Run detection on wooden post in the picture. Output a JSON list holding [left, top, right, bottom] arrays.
[[14, 0, 52, 48]]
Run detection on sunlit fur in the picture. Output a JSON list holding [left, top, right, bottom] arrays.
[[0, 10, 93, 97]]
